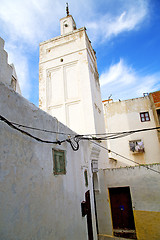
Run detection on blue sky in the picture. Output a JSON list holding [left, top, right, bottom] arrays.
[[0, 0, 160, 105]]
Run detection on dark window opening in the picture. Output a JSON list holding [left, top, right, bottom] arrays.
[[156, 109, 160, 124], [140, 112, 150, 122], [84, 170, 88, 187]]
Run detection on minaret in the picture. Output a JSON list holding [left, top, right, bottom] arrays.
[[39, 5, 106, 138]]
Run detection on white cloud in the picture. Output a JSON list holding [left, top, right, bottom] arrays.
[[87, 0, 148, 42], [0, 0, 66, 100], [100, 59, 135, 86], [0, 0, 62, 45], [0, 0, 149, 46], [100, 59, 160, 100], [0, 0, 151, 102]]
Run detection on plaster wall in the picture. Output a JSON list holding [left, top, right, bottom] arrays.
[[97, 165, 160, 240], [0, 82, 97, 240], [0, 38, 21, 94], [39, 26, 109, 169], [39, 26, 106, 136], [39, 28, 103, 136], [0, 37, 12, 86], [103, 97, 160, 166]]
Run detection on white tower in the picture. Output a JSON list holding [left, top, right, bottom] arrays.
[[39, 9, 106, 139]]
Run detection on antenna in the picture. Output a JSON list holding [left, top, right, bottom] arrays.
[[66, 3, 69, 16]]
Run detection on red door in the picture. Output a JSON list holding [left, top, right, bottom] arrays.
[[109, 187, 136, 230]]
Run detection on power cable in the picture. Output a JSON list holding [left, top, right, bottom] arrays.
[[90, 140, 160, 175], [0, 115, 80, 150], [9, 119, 74, 135], [0, 115, 65, 144], [0, 114, 160, 173], [1, 114, 160, 138]]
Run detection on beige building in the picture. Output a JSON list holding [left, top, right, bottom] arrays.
[[97, 94, 160, 240], [103, 94, 160, 167]]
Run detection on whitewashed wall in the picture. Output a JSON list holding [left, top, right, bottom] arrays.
[[0, 82, 97, 240], [0, 38, 21, 95]]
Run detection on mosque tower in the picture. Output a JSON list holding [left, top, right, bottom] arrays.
[[39, 4, 106, 138]]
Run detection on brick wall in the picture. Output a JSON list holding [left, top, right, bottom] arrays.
[[151, 91, 160, 108]]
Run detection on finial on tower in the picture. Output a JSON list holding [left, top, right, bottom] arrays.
[[66, 3, 69, 16]]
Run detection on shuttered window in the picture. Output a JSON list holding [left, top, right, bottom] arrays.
[[53, 149, 66, 175]]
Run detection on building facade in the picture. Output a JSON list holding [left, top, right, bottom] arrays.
[[103, 94, 160, 167], [1, 9, 160, 240], [39, 15, 105, 137], [0, 37, 21, 95], [97, 94, 160, 239], [39, 11, 160, 240], [0, 38, 98, 240]]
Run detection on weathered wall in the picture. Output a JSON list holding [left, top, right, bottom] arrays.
[[149, 91, 160, 141], [39, 27, 106, 138], [0, 82, 97, 240], [97, 165, 160, 240], [0, 38, 21, 94], [103, 97, 160, 166], [39, 24, 109, 169], [0, 37, 12, 86]]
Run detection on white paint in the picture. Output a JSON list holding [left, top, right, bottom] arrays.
[[39, 15, 109, 170], [60, 15, 77, 35], [0, 37, 21, 95], [0, 82, 97, 240]]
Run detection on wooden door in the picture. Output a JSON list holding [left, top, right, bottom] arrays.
[[109, 187, 135, 230]]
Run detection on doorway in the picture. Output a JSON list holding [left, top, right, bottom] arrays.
[[85, 190, 94, 240], [109, 187, 137, 239]]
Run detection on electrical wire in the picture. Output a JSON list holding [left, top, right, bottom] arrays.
[[9, 119, 74, 135], [1, 114, 160, 139], [66, 138, 79, 151], [90, 140, 160, 174], [0, 115, 80, 150], [0, 115, 160, 169], [76, 126, 160, 137], [0, 115, 66, 144], [1, 114, 160, 173]]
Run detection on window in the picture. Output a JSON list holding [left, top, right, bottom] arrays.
[[129, 140, 144, 153], [140, 112, 150, 122], [156, 109, 160, 125], [53, 149, 66, 175], [11, 76, 17, 91], [84, 170, 88, 187]]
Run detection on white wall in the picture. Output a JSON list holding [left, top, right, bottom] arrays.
[[0, 37, 12, 86], [39, 25, 109, 170], [0, 37, 21, 94], [0, 82, 97, 240], [39, 28, 98, 135]]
